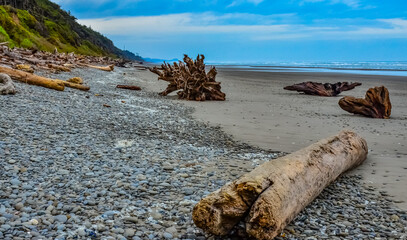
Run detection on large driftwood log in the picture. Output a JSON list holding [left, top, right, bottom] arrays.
[[338, 86, 391, 119], [284, 81, 361, 96], [0, 66, 90, 91], [0, 73, 16, 95], [0, 66, 65, 91], [148, 54, 226, 101], [193, 130, 367, 239]]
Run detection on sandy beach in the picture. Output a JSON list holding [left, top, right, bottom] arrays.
[[138, 67, 407, 211]]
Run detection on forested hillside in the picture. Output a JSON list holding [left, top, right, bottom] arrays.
[[0, 0, 142, 60]]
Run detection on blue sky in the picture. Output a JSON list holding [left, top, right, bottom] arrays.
[[53, 0, 407, 62]]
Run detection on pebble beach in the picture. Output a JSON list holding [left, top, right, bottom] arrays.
[[1, 66, 407, 239]]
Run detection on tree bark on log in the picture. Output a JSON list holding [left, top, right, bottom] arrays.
[[284, 81, 361, 96], [192, 130, 367, 239], [0, 66, 65, 91], [338, 86, 391, 119]]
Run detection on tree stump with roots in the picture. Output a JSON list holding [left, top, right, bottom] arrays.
[[148, 54, 226, 101]]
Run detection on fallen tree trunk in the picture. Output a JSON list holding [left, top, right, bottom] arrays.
[[193, 130, 367, 239], [116, 85, 141, 90], [0, 66, 64, 91], [284, 81, 361, 96], [338, 86, 391, 119]]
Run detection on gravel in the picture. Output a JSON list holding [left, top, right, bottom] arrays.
[[1, 67, 406, 239]]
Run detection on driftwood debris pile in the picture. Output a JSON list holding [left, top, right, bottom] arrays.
[[193, 130, 368, 240], [0, 43, 132, 92], [148, 54, 226, 101], [284, 81, 362, 96], [0, 44, 124, 72], [339, 86, 391, 119]]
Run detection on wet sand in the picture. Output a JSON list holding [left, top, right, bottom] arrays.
[[137, 67, 407, 210]]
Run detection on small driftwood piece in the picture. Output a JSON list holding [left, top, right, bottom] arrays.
[[193, 130, 367, 239], [148, 54, 226, 101], [284, 81, 361, 96], [0, 73, 16, 95], [80, 64, 114, 72], [339, 86, 391, 119], [0, 66, 65, 91], [116, 85, 141, 91], [57, 80, 90, 91], [16, 64, 34, 73], [67, 77, 83, 85]]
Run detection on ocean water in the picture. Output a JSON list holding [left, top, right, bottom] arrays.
[[211, 61, 407, 77]]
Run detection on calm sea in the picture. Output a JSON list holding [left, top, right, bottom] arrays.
[[211, 61, 407, 77]]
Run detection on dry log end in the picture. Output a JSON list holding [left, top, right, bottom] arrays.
[[245, 130, 368, 239]]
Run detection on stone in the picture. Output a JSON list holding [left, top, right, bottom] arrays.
[[54, 215, 68, 223], [124, 229, 135, 237]]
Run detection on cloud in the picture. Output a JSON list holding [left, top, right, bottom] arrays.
[[78, 12, 407, 42], [227, 0, 264, 8], [301, 0, 363, 8]]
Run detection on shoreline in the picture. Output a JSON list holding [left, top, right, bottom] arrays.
[[138, 67, 407, 211], [1, 66, 406, 239]]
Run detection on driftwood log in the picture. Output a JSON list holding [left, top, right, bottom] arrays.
[[284, 81, 361, 96], [339, 86, 391, 119], [80, 64, 114, 72], [57, 80, 90, 91], [148, 54, 226, 101], [0, 66, 90, 91], [0, 66, 65, 91], [193, 130, 367, 239], [0, 73, 16, 95], [116, 85, 141, 91]]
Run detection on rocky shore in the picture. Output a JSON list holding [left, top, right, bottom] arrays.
[[1, 67, 406, 239]]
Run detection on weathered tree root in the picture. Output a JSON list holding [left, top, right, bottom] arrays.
[[338, 86, 391, 119], [148, 54, 226, 101], [193, 130, 367, 239], [284, 81, 361, 96]]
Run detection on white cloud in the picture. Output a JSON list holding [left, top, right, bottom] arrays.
[[301, 0, 363, 8], [78, 13, 407, 42]]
